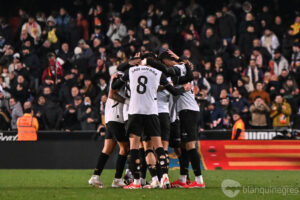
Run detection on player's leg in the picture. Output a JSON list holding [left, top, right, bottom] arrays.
[[146, 115, 170, 189], [139, 138, 147, 186], [112, 122, 129, 187], [123, 120, 133, 185], [89, 138, 116, 188], [142, 140, 160, 188], [180, 110, 205, 188], [124, 115, 143, 189], [159, 113, 171, 175], [169, 119, 189, 187]]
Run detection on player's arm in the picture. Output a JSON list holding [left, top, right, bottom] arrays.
[[172, 63, 193, 85], [147, 58, 180, 77], [109, 74, 126, 103], [111, 70, 129, 90], [160, 73, 191, 96], [117, 58, 141, 72]]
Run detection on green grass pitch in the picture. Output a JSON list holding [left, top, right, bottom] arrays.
[[0, 170, 299, 200]]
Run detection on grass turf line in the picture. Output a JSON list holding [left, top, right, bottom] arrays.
[[0, 170, 299, 200]]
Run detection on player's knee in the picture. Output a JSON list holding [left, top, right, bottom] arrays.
[[185, 141, 196, 150], [102, 147, 113, 155], [119, 148, 128, 156]]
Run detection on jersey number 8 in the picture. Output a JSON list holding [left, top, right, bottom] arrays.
[[136, 76, 148, 94]]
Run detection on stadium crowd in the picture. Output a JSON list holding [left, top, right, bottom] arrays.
[[0, 0, 299, 131]]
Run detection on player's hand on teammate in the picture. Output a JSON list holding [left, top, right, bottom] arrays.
[[183, 83, 192, 91], [111, 73, 118, 80], [167, 49, 179, 60], [129, 54, 141, 66]]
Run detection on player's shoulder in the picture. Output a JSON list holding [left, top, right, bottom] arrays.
[[174, 63, 185, 69]]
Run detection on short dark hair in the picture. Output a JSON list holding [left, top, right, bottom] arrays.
[[158, 52, 175, 61]]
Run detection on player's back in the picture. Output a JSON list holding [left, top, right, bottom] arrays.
[[128, 65, 162, 115], [174, 64, 199, 112]]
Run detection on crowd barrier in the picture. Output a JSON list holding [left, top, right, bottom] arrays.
[[0, 129, 298, 169], [198, 140, 300, 170], [1, 129, 297, 141]]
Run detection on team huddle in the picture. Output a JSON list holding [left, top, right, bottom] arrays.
[[88, 49, 205, 189]]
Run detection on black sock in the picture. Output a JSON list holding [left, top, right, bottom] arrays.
[[148, 164, 157, 178], [94, 152, 109, 175], [155, 147, 168, 174], [187, 148, 202, 176], [139, 148, 147, 179], [165, 150, 169, 174], [115, 154, 127, 179], [129, 149, 140, 179], [156, 162, 162, 180], [179, 148, 189, 176]]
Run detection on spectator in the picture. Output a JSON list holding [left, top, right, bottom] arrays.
[[142, 27, 161, 53], [243, 59, 264, 92], [269, 49, 289, 76], [215, 9, 236, 44], [192, 70, 211, 94], [249, 81, 270, 104], [231, 89, 250, 124], [9, 97, 23, 130], [210, 74, 228, 100], [16, 108, 38, 141], [0, 89, 10, 130], [77, 96, 100, 130], [238, 25, 257, 56], [21, 46, 40, 90], [21, 15, 41, 43], [80, 76, 97, 100], [106, 16, 127, 42], [55, 8, 71, 42], [260, 27, 280, 55], [270, 94, 292, 128], [33, 95, 46, 130], [63, 105, 80, 131], [290, 16, 300, 36], [272, 16, 285, 41], [76, 12, 89, 41], [249, 96, 270, 129], [43, 16, 60, 48], [206, 102, 223, 129], [42, 100, 63, 130], [231, 110, 245, 140], [228, 47, 245, 85]]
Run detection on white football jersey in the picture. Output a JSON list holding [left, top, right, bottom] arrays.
[[157, 77, 172, 114], [104, 82, 125, 123], [157, 89, 170, 114], [128, 66, 162, 115], [174, 64, 199, 112], [169, 94, 178, 123]]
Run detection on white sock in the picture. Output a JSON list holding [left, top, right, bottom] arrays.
[[114, 178, 121, 181], [152, 176, 159, 183], [133, 179, 141, 185], [195, 175, 203, 184], [162, 173, 168, 178], [140, 178, 146, 185], [179, 175, 187, 183]]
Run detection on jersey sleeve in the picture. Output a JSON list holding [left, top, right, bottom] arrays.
[[172, 63, 193, 85], [160, 73, 185, 96], [147, 58, 180, 77], [111, 70, 129, 90], [117, 61, 130, 72]]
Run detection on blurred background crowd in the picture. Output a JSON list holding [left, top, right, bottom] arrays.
[[0, 0, 299, 131]]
